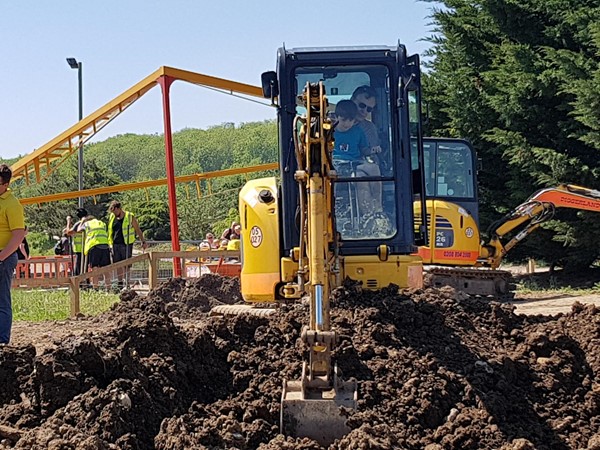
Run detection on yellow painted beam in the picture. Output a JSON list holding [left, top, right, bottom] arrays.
[[10, 66, 268, 184], [19, 162, 278, 205], [162, 66, 264, 98]]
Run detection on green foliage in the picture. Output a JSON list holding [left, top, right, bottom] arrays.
[[0, 156, 20, 166], [13, 121, 278, 246], [125, 200, 172, 240], [178, 191, 236, 241], [27, 231, 56, 256], [423, 0, 600, 269], [86, 133, 165, 181]]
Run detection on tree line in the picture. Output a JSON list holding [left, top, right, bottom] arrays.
[[422, 0, 600, 269], [3, 121, 278, 255]]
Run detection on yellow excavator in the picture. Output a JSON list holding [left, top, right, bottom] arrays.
[[234, 44, 429, 445], [414, 138, 600, 297]]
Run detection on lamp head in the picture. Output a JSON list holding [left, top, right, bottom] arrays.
[[66, 57, 79, 69]]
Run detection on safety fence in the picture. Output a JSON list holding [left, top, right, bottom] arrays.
[[12, 250, 241, 320], [13, 255, 73, 287]]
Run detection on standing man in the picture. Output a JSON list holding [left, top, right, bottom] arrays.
[[77, 214, 111, 288], [107, 200, 146, 289], [0, 164, 26, 345], [66, 208, 88, 276]]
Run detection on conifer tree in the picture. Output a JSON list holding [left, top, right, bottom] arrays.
[[423, 0, 600, 268]]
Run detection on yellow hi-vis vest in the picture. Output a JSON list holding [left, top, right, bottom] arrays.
[[227, 239, 240, 251], [108, 211, 136, 245], [83, 219, 109, 255], [72, 232, 83, 253]]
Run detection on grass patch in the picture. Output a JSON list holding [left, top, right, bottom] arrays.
[[516, 278, 600, 295], [12, 289, 119, 321]]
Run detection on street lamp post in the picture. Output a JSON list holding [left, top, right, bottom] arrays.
[[66, 57, 84, 208]]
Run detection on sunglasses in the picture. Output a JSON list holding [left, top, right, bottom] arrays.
[[357, 102, 374, 113]]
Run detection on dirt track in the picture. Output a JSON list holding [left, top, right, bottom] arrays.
[[3, 274, 600, 449]]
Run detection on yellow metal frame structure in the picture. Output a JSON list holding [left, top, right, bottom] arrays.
[[20, 162, 278, 205], [11, 66, 265, 185]]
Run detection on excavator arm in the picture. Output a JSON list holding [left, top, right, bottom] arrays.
[[280, 82, 357, 446], [480, 184, 600, 268]]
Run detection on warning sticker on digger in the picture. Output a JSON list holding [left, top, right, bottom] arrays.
[[250, 226, 263, 247]]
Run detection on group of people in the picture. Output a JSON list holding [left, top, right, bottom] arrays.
[[199, 222, 241, 252], [332, 85, 383, 214], [0, 162, 149, 345], [64, 200, 147, 289]]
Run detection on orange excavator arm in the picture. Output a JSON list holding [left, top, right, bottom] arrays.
[[479, 184, 600, 268]]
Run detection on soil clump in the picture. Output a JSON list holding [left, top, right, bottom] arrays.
[[1, 273, 599, 449]]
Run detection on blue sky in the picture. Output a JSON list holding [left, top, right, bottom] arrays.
[[0, 0, 437, 160]]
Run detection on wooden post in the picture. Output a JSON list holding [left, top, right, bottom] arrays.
[[182, 256, 188, 279], [69, 277, 81, 318], [527, 258, 536, 274], [149, 252, 158, 289]]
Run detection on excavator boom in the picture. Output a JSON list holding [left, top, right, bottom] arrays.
[[481, 184, 600, 269], [279, 81, 357, 446]]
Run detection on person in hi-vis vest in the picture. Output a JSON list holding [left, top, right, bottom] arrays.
[[66, 208, 88, 276], [107, 200, 147, 289], [77, 214, 111, 288]]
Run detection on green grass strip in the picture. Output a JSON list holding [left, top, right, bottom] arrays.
[[12, 289, 119, 322]]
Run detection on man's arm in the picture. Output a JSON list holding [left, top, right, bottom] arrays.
[[65, 216, 79, 236], [76, 218, 89, 233], [18, 241, 29, 260], [132, 216, 147, 250], [0, 229, 26, 262], [358, 128, 371, 157], [359, 120, 381, 154]]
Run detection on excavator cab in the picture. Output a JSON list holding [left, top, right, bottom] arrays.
[[239, 44, 428, 445], [415, 138, 482, 266], [241, 45, 428, 302]]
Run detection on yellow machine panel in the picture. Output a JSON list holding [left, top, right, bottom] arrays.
[[416, 199, 481, 266], [343, 255, 424, 289], [239, 177, 281, 303]]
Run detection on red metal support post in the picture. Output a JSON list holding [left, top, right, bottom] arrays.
[[157, 75, 182, 276]]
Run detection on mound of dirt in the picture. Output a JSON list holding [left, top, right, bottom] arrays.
[[1, 275, 599, 449]]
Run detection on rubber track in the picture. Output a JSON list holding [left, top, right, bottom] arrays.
[[427, 267, 516, 301]]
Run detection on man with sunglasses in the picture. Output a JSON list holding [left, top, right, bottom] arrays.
[[350, 85, 383, 212], [351, 85, 382, 156], [0, 164, 25, 344]]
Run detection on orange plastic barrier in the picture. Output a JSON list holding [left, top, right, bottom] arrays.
[[185, 259, 241, 278], [14, 256, 73, 281]]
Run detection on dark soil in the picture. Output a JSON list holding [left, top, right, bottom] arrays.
[[1, 273, 599, 449]]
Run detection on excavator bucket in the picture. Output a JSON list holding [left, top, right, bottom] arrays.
[[281, 364, 357, 446]]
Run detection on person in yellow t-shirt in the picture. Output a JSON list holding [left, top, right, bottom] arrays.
[[0, 164, 25, 344]]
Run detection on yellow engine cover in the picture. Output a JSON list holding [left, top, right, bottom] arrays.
[[416, 199, 481, 266], [239, 177, 281, 303]]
